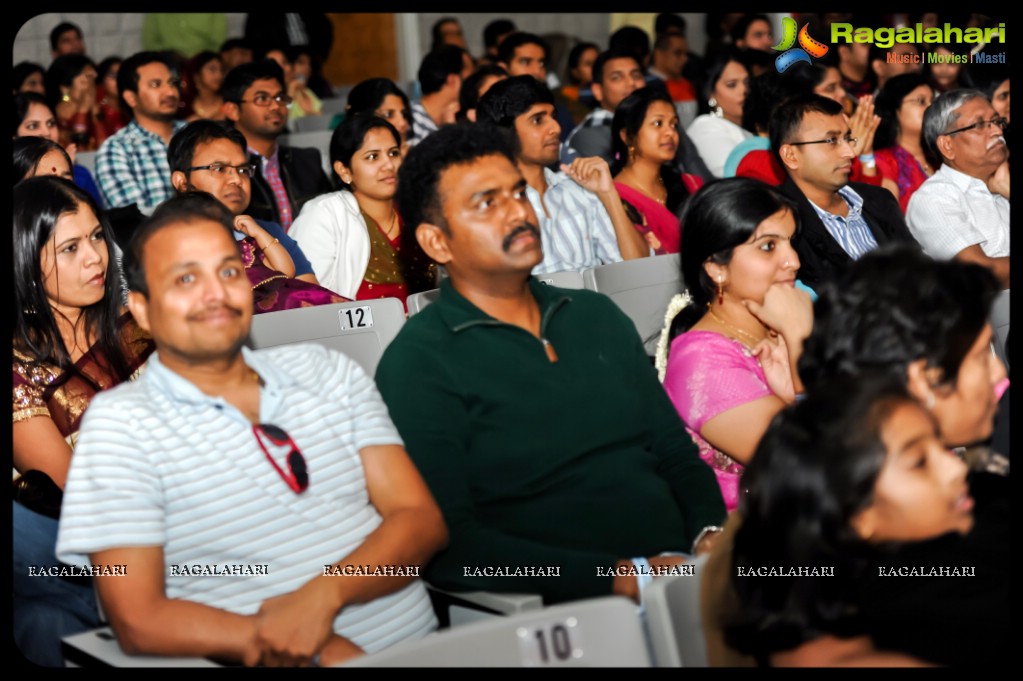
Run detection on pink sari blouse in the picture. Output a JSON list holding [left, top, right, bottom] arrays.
[[662, 331, 772, 511]]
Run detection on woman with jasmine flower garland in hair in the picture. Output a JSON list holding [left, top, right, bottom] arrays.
[[656, 178, 814, 511]]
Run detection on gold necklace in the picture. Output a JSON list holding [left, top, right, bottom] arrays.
[[622, 169, 667, 205], [706, 308, 766, 347]]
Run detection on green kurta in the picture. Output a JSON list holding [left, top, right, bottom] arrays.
[[376, 277, 726, 603]]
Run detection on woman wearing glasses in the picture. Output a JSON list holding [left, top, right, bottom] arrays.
[[290, 113, 436, 304], [12, 177, 154, 666], [874, 74, 936, 213], [656, 179, 814, 511]]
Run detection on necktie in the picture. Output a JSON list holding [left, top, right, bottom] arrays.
[[264, 155, 292, 231]]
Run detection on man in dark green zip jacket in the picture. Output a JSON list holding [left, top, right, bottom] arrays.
[[377, 123, 726, 605]]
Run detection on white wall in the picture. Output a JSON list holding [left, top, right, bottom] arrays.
[[13, 13, 247, 66]]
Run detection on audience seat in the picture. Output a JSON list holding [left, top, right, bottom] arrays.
[[428, 586, 544, 628], [247, 297, 405, 376], [342, 596, 651, 667], [291, 115, 332, 133], [406, 288, 441, 316], [277, 130, 333, 177], [62, 627, 221, 667], [991, 289, 1010, 370], [408, 271, 585, 318], [76, 151, 97, 177], [534, 270, 586, 289], [320, 96, 348, 119], [582, 254, 683, 355], [643, 554, 710, 667]]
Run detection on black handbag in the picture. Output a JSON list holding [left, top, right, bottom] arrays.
[[13, 469, 63, 520]]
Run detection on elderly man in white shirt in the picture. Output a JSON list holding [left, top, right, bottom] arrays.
[[907, 89, 1010, 288]]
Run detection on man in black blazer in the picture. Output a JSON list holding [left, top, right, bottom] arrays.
[[771, 94, 916, 293], [222, 60, 332, 231]]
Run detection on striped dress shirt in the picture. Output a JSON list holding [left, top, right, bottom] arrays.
[[408, 102, 439, 148], [806, 185, 879, 260], [526, 167, 624, 274]]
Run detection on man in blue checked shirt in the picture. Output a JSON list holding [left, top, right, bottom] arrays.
[[96, 51, 186, 212]]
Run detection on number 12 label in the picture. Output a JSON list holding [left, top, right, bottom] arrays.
[[338, 306, 374, 331]]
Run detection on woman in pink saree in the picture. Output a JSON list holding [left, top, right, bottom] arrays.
[[655, 179, 813, 511]]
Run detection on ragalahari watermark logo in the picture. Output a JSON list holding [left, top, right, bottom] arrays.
[[773, 17, 830, 73]]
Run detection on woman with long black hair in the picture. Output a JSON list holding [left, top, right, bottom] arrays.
[[12, 177, 154, 665]]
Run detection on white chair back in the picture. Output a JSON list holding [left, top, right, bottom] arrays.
[[76, 151, 97, 176], [342, 596, 651, 667], [990, 289, 1010, 370], [582, 254, 683, 355], [534, 270, 586, 289], [247, 298, 405, 376], [406, 288, 441, 316], [278, 130, 333, 177], [643, 554, 710, 667]]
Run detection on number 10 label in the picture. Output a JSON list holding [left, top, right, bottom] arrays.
[[517, 618, 583, 666]]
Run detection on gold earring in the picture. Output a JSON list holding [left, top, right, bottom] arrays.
[[717, 276, 724, 305]]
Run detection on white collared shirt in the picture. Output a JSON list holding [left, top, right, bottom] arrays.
[[906, 164, 1010, 260]]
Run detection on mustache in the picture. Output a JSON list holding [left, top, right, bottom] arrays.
[[502, 223, 541, 252], [188, 303, 245, 321], [989, 135, 1006, 149]]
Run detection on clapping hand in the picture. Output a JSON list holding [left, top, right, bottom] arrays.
[[846, 95, 880, 157]]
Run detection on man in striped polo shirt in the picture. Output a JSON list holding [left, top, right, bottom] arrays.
[[773, 93, 915, 292], [56, 193, 447, 666]]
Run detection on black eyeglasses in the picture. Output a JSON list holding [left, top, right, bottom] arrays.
[[939, 116, 1008, 137], [253, 423, 309, 493], [788, 135, 859, 149], [187, 163, 258, 178], [238, 93, 293, 108]]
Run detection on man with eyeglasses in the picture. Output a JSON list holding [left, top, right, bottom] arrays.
[[56, 192, 447, 666], [907, 89, 1010, 289], [96, 51, 186, 211], [222, 60, 332, 231], [167, 120, 320, 285], [772, 93, 915, 292]]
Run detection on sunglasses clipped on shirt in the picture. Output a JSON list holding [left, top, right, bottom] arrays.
[[253, 423, 309, 493]]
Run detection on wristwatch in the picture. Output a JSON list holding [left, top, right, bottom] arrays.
[[691, 525, 725, 555]]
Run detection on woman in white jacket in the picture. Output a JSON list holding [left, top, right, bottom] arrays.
[[290, 113, 433, 302]]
